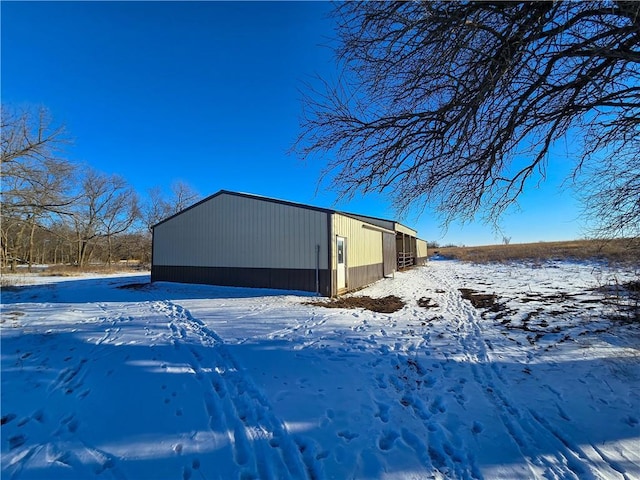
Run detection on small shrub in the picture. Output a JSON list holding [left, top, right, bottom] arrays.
[[597, 278, 640, 323], [0, 277, 21, 290]]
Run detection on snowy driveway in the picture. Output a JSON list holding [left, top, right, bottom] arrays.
[[2, 261, 639, 479]]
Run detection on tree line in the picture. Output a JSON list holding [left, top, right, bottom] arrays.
[[1, 105, 200, 271]]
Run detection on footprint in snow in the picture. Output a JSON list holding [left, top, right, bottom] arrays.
[[375, 373, 388, 389], [429, 396, 446, 414], [182, 466, 192, 480], [1, 413, 17, 426], [378, 430, 399, 451], [375, 402, 390, 423], [8, 434, 26, 450], [67, 418, 79, 433], [338, 430, 359, 442], [315, 450, 330, 460], [471, 421, 484, 434]]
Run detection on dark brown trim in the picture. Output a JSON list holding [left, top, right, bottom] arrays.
[[152, 265, 332, 296], [347, 263, 384, 291], [361, 223, 396, 234], [383, 232, 396, 277], [150, 226, 155, 281]]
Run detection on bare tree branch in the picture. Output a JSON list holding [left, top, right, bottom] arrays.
[[296, 1, 640, 237], [1, 105, 76, 269]]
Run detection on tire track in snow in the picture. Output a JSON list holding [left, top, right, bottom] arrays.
[[426, 265, 623, 480], [152, 300, 316, 480]]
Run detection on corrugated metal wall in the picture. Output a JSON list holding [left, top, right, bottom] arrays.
[[347, 214, 395, 232], [332, 213, 384, 293], [383, 232, 396, 275], [395, 223, 417, 236], [333, 214, 383, 267], [416, 239, 428, 265], [153, 193, 329, 269], [152, 191, 423, 296]]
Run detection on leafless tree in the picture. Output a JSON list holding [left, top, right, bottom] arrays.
[[1, 105, 75, 269], [579, 140, 639, 257], [296, 1, 640, 237], [1, 105, 161, 269], [71, 169, 140, 267], [170, 180, 200, 213], [143, 181, 200, 233]]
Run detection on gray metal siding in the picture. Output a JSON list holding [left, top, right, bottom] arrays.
[[153, 193, 329, 269]]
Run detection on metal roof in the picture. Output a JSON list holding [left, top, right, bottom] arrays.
[[153, 189, 419, 237]]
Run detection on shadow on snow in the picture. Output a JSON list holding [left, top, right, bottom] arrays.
[[2, 327, 639, 480]]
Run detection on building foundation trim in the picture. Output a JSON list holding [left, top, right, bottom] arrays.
[[152, 265, 331, 296]]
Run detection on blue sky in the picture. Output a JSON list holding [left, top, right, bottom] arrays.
[[2, 1, 585, 246]]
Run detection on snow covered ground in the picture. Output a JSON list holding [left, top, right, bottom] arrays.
[[1, 260, 639, 479]]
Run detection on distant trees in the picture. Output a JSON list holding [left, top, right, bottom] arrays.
[[297, 1, 640, 239], [143, 181, 200, 233], [71, 170, 140, 267], [1, 106, 75, 269], [1, 104, 198, 270]]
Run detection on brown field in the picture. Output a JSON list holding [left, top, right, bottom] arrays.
[[1, 263, 146, 278], [39, 264, 146, 276], [434, 238, 639, 265]]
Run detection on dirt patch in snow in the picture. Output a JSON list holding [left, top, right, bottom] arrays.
[[117, 282, 152, 291], [307, 295, 405, 313], [417, 297, 438, 308], [459, 288, 505, 311]]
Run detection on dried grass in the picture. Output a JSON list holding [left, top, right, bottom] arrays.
[[0, 276, 21, 290], [40, 264, 146, 276], [435, 238, 638, 265]]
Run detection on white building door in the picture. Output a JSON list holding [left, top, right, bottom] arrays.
[[336, 236, 346, 290]]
